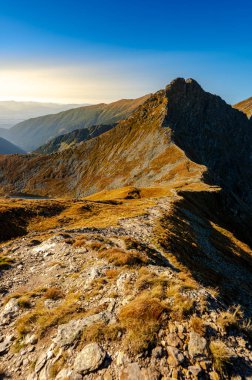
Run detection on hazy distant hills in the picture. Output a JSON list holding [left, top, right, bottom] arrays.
[[0, 101, 86, 130], [0, 95, 149, 151], [0, 137, 26, 154], [234, 97, 252, 118]]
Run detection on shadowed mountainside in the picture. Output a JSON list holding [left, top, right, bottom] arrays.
[[0, 137, 26, 154]]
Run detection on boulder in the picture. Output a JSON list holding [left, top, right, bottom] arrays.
[[54, 312, 109, 347], [167, 346, 185, 367], [188, 332, 207, 359], [0, 334, 14, 354], [73, 342, 106, 375]]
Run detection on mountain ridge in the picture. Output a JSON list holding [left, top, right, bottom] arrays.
[[2, 95, 150, 151]]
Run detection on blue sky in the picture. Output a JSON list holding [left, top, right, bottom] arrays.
[[0, 0, 251, 103]]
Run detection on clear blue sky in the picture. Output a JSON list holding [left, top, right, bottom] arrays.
[[0, 0, 251, 103]]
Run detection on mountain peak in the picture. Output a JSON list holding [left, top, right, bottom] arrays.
[[165, 77, 203, 96]]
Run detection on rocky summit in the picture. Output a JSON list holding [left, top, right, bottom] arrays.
[[0, 79, 251, 380]]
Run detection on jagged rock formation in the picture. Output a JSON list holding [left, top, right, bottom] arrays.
[[35, 124, 116, 154], [3, 95, 149, 151], [0, 137, 26, 154], [234, 97, 252, 118]]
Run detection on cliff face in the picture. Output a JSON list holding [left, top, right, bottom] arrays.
[[164, 79, 252, 208]]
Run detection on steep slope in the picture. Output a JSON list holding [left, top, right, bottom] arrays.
[[0, 101, 84, 129], [35, 124, 116, 154], [5, 95, 150, 151], [234, 97, 252, 118], [0, 137, 26, 154]]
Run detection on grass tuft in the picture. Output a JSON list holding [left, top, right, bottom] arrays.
[[99, 248, 147, 267], [209, 340, 232, 374]]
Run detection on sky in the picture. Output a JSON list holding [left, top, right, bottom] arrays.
[[0, 0, 251, 104]]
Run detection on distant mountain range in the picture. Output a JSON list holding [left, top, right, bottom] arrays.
[[0, 137, 26, 154], [0, 95, 149, 151], [234, 97, 252, 118], [0, 101, 86, 130]]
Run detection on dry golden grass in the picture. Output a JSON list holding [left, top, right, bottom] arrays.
[[4, 286, 47, 304], [118, 294, 167, 353], [190, 316, 206, 335], [0, 194, 155, 243], [17, 296, 32, 309], [43, 287, 64, 301], [105, 268, 121, 279], [177, 271, 198, 290], [81, 322, 123, 345], [99, 248, 148, 267], [209, 340, 232, 374], [170, 293, 195, 321], [0, 254, 14, 270], [216, 307, 242, 332], [73, 235, 88, 248], [135, 268, 170, 299], [16, 292, 82, 338]]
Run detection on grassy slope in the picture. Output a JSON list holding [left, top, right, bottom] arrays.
[[234, 97, 252, 118]]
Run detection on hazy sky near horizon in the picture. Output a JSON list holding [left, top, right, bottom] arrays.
[[0, 0, 251, 104]]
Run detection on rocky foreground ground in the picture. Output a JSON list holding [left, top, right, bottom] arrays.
[[0, 188, 251, 380]]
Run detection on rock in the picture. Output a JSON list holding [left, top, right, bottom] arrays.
[[74, 343, 106, 375], [116, 351, 129, 366], [24, 334, 38, 345], [55, 368, 82, 380], [152, 346, 163, 359], [0, 334, 14, 354], [35, 350, 54, 373], [188, 332, 207, 359], [141, 367, 161, 380], [166, 333, 183, 348], [167, 346, 185, 367], [1, 298, 19, 318], [209, 371, 220, 380], [119, 363, 141, 380], [188, 365, 202, 377], [54, 312, 109, 347]]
